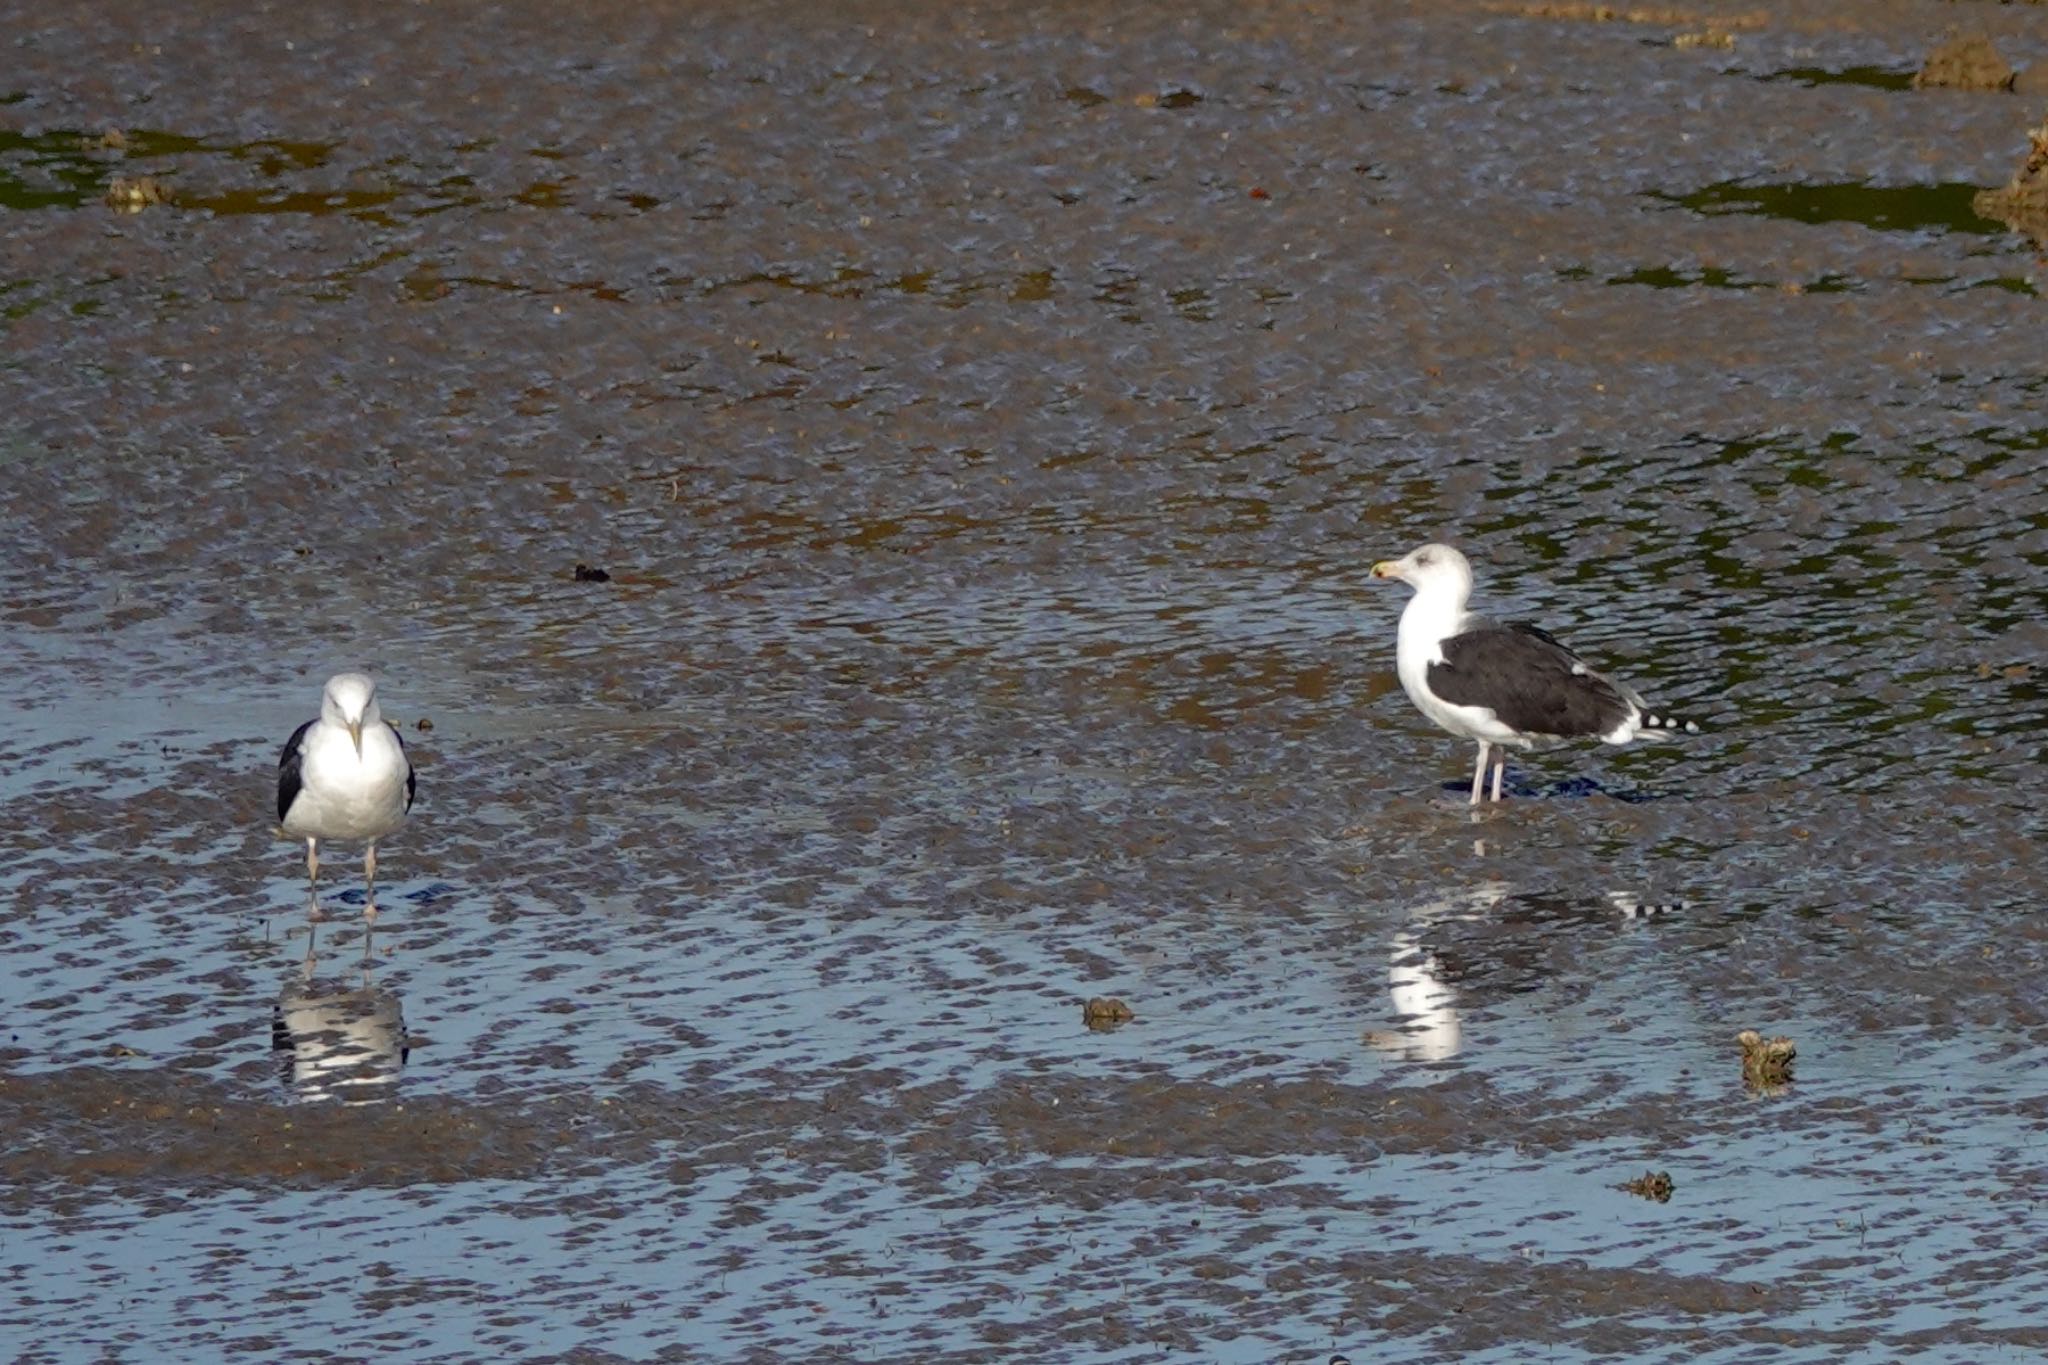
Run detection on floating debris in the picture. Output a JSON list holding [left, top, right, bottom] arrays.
[[1975, 118, 2048, 245], [1914, 34, 2015, 92], [104, 176, 171, 213], [572, 563, 612, 583], [1081, 996, 1134, 1030], [415, 716, 434, 732], [1673, 30, 1734, 50], [1738, 1029, 1796, 1092], [103, 1043, 144, 1058], [1621, 1170, 1675, 1202], [82, 128, 129, 152]]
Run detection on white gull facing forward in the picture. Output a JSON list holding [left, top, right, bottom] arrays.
[[1370, 544, 1695, 804], [278, 672, 416, 951]]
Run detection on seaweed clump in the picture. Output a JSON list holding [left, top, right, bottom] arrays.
[[1975, 118, 2048, 245], [1738, 1029, 1796, 1093]]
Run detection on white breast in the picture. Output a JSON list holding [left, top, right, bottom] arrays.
[[284, 722, 410, 842], [1394, 591, 1526, 746]]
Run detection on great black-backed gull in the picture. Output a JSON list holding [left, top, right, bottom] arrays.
[[278, 673, 416, 949], [1370, 544, 1695, 803]]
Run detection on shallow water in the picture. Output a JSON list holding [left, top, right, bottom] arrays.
[[6, 0, 2048, 1360]]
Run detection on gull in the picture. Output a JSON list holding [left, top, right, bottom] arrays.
[[1371, 544, 1695, 803], [277, 672, 415, 952]]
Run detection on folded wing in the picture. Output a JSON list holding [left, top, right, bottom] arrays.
[[1427, 622, 1635, 740]]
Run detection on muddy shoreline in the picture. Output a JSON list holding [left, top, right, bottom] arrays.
[[7, 0, 2048, 1359]]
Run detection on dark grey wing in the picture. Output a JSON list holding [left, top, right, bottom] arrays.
[[277, 718, 315, 822], [1428, 622, 1633, 739], [1502, 620, 1567, 651], [389, 721, 416, 812]]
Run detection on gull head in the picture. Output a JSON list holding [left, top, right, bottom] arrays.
[[1371, 543, 1474, 598], [321, 672, 380, 756]]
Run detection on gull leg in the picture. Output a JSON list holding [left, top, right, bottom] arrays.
[[1492, 750, 1506, 803], [305, 838, 326, 920], [363, 841, 380, 963], [1469, 744, 1490, 806]]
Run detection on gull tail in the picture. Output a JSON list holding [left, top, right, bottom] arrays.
[[1636, 709, 1699, 737]]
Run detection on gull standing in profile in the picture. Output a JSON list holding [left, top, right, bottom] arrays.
[[278, 672, 416, 953], [1371, 544, 1695, 804]]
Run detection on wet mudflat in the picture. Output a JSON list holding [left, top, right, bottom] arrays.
[[4, 0, 2048, 1359]]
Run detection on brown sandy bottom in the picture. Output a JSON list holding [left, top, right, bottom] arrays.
[[5, 0, 2048, 1360]]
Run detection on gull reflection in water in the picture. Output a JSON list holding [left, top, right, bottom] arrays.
[[1369, 882, 1680, 1063], [272, 965, 408, 1105]]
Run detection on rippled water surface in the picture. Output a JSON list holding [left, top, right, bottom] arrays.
[[6, 0, 2048, 1360]]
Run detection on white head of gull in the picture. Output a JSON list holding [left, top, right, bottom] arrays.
[[277, 672, 416, 957], [1370, 543, 1695, 804]]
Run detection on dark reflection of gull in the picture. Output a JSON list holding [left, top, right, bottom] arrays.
[[272, 964, 408, 1105], [1369, 882, 1680, 1063]]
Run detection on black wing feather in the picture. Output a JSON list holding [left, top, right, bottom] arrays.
[[389, 721, 416, 812], [1503, 621, 1566, 650], [276, 718, 315, 822], [1427, 622, 1632, 739]]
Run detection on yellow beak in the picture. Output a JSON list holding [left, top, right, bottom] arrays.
[[347, 718, 363, 757], [1370, 560, 1399, 579]]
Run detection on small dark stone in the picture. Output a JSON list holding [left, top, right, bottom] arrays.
[[572, 563, 612, 583]]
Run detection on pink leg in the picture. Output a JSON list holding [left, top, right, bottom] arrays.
[[1469, 744, 1490, 805], [363, 842, 380, 962], [305, 838, 326, 919], [1491, 751, 1506, 802]]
